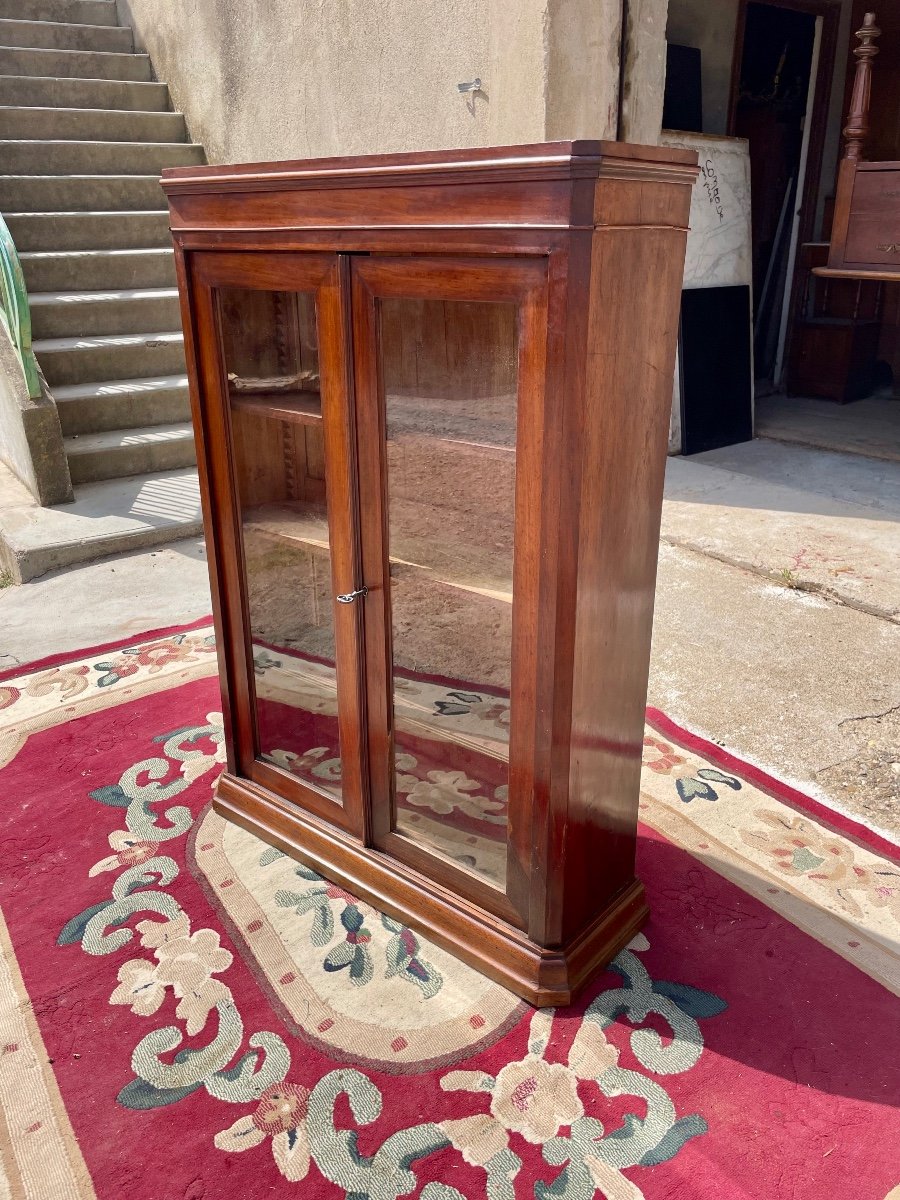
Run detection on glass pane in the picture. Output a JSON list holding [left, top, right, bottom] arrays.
[[380, 297, 518, 886], [218, 287, 342, 804]]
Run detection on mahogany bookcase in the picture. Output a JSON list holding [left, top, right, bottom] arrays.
[[161, 141, 697, 1005]]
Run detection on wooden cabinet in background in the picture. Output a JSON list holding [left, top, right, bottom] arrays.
[[161, 141, 697, 1005], [788, 241, 882, 402]]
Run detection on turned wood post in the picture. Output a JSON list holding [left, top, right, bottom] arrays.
[[843, 11, 881, 162]]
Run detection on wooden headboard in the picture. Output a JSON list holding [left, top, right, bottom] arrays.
[[826, 12, 900, 277]]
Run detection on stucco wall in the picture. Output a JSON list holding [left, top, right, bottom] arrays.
[[117, 0, 622, 165], [619, 0, 668, 144], [0, 334, 37, 497], [0, 331, 72, 506]]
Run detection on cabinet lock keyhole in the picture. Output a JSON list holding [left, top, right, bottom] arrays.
[[336, 586, 369, 604]]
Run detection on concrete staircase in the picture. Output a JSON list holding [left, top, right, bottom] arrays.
[[0, 0, 205, 582]]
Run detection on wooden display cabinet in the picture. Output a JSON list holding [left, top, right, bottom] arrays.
[[162, 141, 697, 1005]]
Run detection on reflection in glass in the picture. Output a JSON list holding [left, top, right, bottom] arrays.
[[380, 298, 519, 885], [218, 287, 342, 803]]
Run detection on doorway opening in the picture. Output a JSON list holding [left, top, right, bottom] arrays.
[[732, 1, 818, 390]]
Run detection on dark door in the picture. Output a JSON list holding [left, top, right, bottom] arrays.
[[733, 1, 817, 381]]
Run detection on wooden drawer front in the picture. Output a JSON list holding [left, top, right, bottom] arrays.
[[845, 168, 900, 266]]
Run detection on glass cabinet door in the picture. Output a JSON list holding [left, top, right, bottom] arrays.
[[191, 253, 366, 834], [351, 257, 549, 923]]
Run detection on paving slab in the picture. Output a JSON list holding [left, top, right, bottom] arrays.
[[692, 438, 900, 515], [756, 393, 900, 463], [662, 454, 900, 621], [650, 541, 900, 838], [0, 535, 210, 671], [0, 462, 202, 582]]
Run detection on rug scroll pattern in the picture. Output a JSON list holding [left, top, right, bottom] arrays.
[[55, 706, 726, 1198]]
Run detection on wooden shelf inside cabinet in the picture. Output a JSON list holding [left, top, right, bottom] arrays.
[[162, 140, 698, 1006], [229, 390, 322, 425], [243, 505, 329, 551], [248, 502, 513, 601]]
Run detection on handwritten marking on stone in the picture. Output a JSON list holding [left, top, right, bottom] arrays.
[[700, 159, 726, 223]]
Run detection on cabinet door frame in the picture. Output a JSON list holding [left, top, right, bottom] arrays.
[[189, 250, 368, 838], [351, 254, 549, 927]]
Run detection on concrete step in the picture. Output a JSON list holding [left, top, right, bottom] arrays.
[[0, 1, 118, 26], [0, 174, 166, 210], [30, 286, 181, 338], [0, 463, 203, 584], [0, 17, 132, 52], [54, 373, 190, 434], [34, 329, 185, 385], [0, 74, 170, 110], [5, 209, 172, 250], [0, 139, 203, 175], [65, 422, 196, 483], [20, 246, 176, 290], [0, 45, 151, 82], [0, 106, 186, 143]]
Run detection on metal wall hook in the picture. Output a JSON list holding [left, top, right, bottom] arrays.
[[457, 78, 485, 116]]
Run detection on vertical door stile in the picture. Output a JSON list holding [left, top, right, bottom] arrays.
[[506, 273, 551, 929], [350, 262, 396, 848], [175, 248, 235, 775], [329, 253, 371, 842], [193, 276, 258, 778]]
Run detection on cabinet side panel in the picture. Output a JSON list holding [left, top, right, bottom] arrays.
[[522, 235, 591, 947], [564, 212, 690, 940]]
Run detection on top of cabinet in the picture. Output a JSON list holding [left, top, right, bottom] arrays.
[[160, 141, 698, 237], [161, 140, 697, 191]]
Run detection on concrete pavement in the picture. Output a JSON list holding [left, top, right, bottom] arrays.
[[664, 441, 900, 621], [650, 540, 899, 837], [0, 535, 209, 672]]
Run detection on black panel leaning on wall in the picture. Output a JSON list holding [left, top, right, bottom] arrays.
[[678, 284, 753, 455], [663, 44, 703, 134]]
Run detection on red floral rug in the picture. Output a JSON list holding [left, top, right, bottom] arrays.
[[0, 621, 898, 1200]]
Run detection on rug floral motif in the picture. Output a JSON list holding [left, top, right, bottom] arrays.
[[0, 621, 898, 1200]]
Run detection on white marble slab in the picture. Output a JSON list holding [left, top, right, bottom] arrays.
[[662, 131, 752, 289], [662, 132, 754, 451]]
